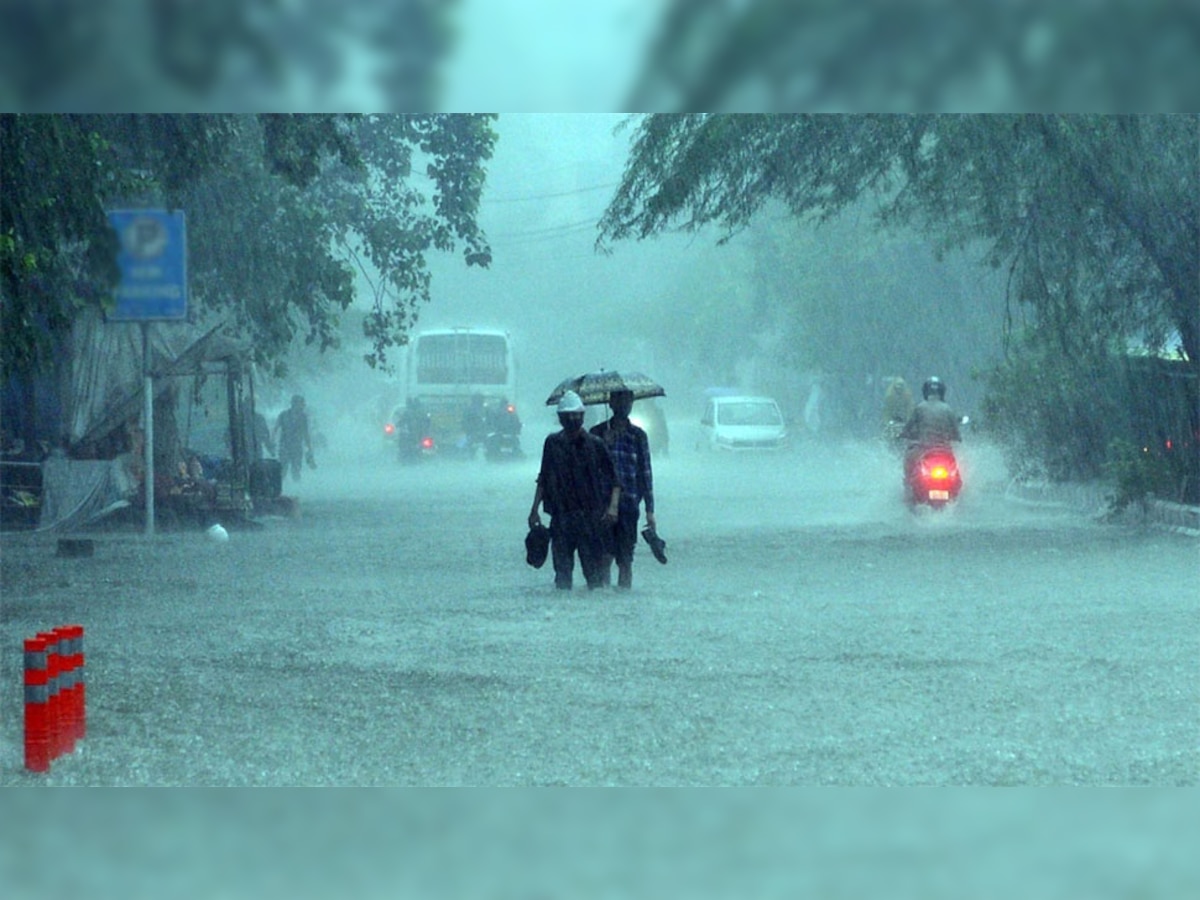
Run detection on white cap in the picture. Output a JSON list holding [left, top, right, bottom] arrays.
[[557, 390, 585, 413]]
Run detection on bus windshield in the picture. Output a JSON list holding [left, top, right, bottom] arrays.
[[415, 332, 510, 386]]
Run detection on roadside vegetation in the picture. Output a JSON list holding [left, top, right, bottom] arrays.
[[1, 113, 495, 381], [598, 114, 1199, 504]]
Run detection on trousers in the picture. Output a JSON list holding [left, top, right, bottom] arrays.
[[549, 510, 606, 589]]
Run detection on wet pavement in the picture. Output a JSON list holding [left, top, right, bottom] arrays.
[[2, 439, 1196, 785]]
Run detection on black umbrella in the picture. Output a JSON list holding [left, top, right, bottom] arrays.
[[545, 370, 666, 406]]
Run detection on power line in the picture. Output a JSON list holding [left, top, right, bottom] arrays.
[[483, 182, 620, 204], [487, 218, 599, 244]]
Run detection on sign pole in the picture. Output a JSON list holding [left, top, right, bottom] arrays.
[[107, 208, 186, 537], [142, 322, 155, 537]]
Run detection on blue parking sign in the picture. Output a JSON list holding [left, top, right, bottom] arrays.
[[107, 209, 188, 321]]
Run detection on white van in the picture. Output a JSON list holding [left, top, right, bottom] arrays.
[[698, 395, 788, 451]]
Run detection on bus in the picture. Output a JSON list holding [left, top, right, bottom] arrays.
[[393, 327, 518, 454]]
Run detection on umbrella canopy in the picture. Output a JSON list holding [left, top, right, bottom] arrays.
[[545, 370, 666, 406]]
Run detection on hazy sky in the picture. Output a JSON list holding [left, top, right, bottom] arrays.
[[417, 114, 707, 413], [441, 4, 660, 110], [295, 113, 733, 441], [307, 113, 1007, 445]]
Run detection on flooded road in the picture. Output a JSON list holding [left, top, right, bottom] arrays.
[[2, 438, 1196, 785]]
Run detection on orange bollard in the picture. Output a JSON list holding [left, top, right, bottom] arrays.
[[54, 626, 77, 754], [24, 635, 51, 773], [75, 625, 87, 740], [40, 631, 63, 761], [66, 624, 86, 743]]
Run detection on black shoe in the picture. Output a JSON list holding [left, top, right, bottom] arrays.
[[641, 527, 668, 564]]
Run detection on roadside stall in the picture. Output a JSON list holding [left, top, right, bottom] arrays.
[[34, 314, 285, 532]]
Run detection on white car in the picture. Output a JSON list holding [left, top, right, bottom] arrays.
[[698, 395, 789, 451]]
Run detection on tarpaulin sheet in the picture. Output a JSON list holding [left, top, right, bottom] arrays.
[[36, 453, 136, 532]]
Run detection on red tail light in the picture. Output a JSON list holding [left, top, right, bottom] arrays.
[[507, 404, 515, 414], [384, 423, 395, 436], [921, 455, 956, 481], [421, 436, 434, 450]]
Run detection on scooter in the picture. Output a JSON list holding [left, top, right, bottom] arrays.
[[484, 402, 523, 461], [396, 415, 436, 463], [485, 430, 523, 461], [905, 444, 962, 509], [882, 418, 907, 456]]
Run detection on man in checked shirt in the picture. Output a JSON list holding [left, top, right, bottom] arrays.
[[589, 389, 658, 591]]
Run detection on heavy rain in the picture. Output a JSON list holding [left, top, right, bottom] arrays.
[[2, 97, 1199, 900], [3, 114, 1197, 797]]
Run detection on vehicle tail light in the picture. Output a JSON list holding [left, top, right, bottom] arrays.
[[922, 456, 955, 481], [384, 423, 395, 436], [421, 436, 434, 450]]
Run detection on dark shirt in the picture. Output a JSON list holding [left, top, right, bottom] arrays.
[[537, 428, 617, 517], [590, 419, 654, 513], [275, 407, 310, 454], [901, 399, 961, 446]]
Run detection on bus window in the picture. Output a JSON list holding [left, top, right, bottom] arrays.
[[415, 333, 509, 386]]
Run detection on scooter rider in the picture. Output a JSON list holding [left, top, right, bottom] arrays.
[[900, 376, 961, 480]]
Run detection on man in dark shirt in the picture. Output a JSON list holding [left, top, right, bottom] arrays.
[[529, 391, 620, 590], [272, 394, 313, 482], [590, 389, 656, 590]]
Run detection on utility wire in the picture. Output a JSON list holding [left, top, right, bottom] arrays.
[[486, 218, 599, 243], [483, 182, 619, 204]]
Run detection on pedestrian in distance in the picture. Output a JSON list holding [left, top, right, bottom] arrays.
[[589, 388, 657, 591], [273, 394, 314, 482], [528, 391, 620, 590], [462, 393, 487, 456]]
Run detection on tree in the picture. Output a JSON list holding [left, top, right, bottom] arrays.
[[599, 114, 1199, 494], [599, 115, 1197, 363], [0, 2, 458, 112], [626, 3, 1200, 112], [0, 114, 495, 382]]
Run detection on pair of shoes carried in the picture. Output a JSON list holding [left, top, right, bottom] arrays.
[[641, 527, 668, 564]]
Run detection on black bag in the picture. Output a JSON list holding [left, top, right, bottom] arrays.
[[525, 523, 551, 568]]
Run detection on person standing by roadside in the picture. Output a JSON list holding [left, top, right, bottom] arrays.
[[590, 389, 657, 590], [881, 377, 915, 431], [528, 391, 620, 591], [273, 394, 314, 482]]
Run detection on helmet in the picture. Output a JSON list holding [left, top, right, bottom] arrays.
[[557, 390, 585, 413], [922, 377, 946, 401]]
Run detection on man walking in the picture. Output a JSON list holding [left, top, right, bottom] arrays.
[[528, 391, 620, 590], [273, 394, 314, 482], [590, 389, 657, 590]]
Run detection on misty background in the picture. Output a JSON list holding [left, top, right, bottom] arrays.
[[270, 114, 1006, 466]]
